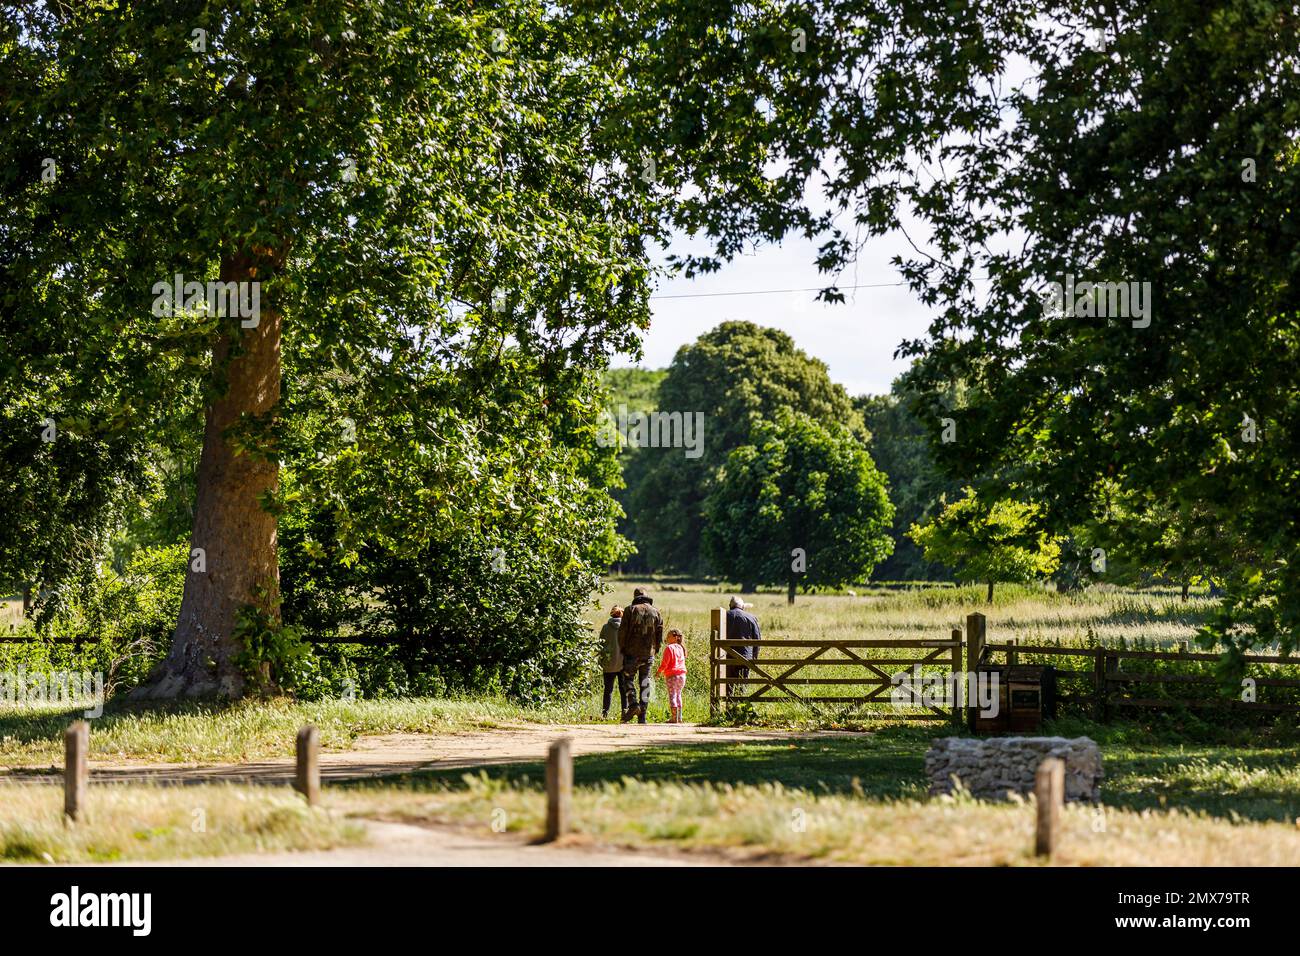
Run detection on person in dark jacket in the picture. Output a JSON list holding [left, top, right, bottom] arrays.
[[617, 587, 663, 723], [598, 606, 624, 719], [725, 596, 761, 691]]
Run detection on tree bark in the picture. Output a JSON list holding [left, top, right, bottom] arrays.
[[134, 254, 281, 699], [986, 580, 995, 603], [787, 577, 796, 605], [1181, 581, 1190, 601]]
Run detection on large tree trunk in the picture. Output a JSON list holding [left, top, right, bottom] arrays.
[[986, 580, 995, 603], [134, 255, 281, 699]]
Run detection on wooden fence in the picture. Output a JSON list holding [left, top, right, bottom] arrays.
[[711, 609, 1300, 722], [0, 632, 394, 645], [708, 607, 963, 721], [10, 606, 1300, 722], [976, 637, 1300, 719]]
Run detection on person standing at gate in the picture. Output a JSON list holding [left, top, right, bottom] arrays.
[[725, 596, 761, 692], [618, 587, 663, 723], [598, 606, 624, 719]]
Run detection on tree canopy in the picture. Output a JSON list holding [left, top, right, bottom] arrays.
[[624, 321, 864, 574], [2, 1, 675, 695], [909, 488, 1062, 602], [7, 0, 1299, 700], [856, 372, 963, 580], [703, 411, 893, 603]]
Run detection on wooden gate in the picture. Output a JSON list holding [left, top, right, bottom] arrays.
[[708, 608, 963, 721]]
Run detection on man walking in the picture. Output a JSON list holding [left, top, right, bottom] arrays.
[[725, 596, 761, 692], [618, 587, 663, 723], [598, 606, 623, 719]]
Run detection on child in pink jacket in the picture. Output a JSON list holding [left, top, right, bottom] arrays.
[[657, 628, 687, 723]]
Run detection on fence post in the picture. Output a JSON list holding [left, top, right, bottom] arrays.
[[1034, 756, 1065, 858], [1092, 650, 1106, 722], [950, 628, 963, 725], [965, 612, 986, 730], [1104, 653, 1117, 721], [710, 607, 727, 716], [64, 720, 89, 822], [294, 725, 320, 806], [544, 737, 573, 842]]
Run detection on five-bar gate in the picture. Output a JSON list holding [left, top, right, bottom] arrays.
[[709, 607, 963, 721]]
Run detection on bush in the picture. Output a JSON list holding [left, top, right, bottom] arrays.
[[0, 544, 185, 693], [280, 521, 601, 706]]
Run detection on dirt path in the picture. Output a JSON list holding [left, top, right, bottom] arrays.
[[9, 723, 853, 866], [5, 723, 863, 785], [6, 724, 860, 866], [134, 819, 745, 867]]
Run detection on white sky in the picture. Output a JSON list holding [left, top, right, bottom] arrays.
[[613, 229, 934, 398]]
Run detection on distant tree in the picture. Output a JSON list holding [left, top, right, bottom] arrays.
[[627, 322, 865, 575], [1074, 485, 1256, 600], [855, 372, 963, 581], [603, 368, 667, 418], [909, 488, 1061, 602], [601, 368, 666, 573], [702, 412, 893, 604]]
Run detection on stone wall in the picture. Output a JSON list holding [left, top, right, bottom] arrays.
[[926, 736, 1103, 802]]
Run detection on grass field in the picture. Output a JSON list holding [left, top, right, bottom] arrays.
[[1, 582, 1296, 865], [587, 578, 1225, 724], [336, 738, 1300, 866], [4, 722, 1296, 864], [0, 697, 577, 766], [0, 580, 1279, 765]]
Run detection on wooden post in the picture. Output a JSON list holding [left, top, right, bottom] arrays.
[[710, 607, 727, 716], [544, 737, 573, 842], [1034, 756, 1065, 858], [64, 721, 89, 822], [965, 612, 986, 730], [1093, 650, 1107, 722], [1103, 653, 1117, 721], [1008, 638, 1018, 666], [950, 628, 963, 725], [295, 725, 320, 806]]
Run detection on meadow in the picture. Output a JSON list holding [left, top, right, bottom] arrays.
[[587, 578, 1231, 725], [1, 581, 1296, 865]]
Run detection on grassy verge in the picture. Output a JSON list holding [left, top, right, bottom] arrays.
[[0, 696, 581, 766], [337, 776, 1300, 866], [2, 714, 1295, 865], [0, 783, 365, 863], [326, 722, 1300, 866], [334, 723, 1300, 823]]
